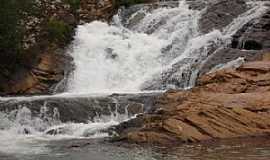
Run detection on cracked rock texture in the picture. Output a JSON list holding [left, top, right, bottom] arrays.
[[113, 53, 270, 145]]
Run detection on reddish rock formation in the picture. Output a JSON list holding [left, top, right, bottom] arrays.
[[3, 51, 71, 94], [115, 53, 270, 145], [0, 0, 117, 95], [80, 0, 116, 23]]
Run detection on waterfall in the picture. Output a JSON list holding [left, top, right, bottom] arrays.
[[67, 0, 268, 93], [67, 0, 200, 93], [0, 0, 269, 156]]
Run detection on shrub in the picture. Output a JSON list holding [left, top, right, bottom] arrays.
[[64, 0, 80, 11], [47, 18, 72, 43], [0, 0, 37, 67], [0, 0, 21, 54]]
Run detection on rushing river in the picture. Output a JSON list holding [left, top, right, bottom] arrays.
[[1, 137, 270, 160], [0, 0, 270, 159]]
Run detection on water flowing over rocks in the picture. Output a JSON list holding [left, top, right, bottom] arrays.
[[0, 93, 159, 123], [1, 0, 269, 95], [0, 0, 117, 95], [0, 0, 270, 151], [112, 53, 270, 145], [231, 10, 270, 50], [199, 1, 270, 76], [0, 92, 160, 141], [199, 0, 248, 34]]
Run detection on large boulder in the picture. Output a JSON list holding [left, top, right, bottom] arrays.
[[112, 54, 270, 145]]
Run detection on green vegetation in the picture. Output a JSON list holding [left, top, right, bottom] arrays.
[[64, 0, 80, 11], [47, 18, 72, 43], [0, 0, 36, 53], [0, 0, 21, 55], [0, 0, 37, 66]]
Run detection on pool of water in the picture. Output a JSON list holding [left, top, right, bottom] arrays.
[[1, 137, 270, 160]]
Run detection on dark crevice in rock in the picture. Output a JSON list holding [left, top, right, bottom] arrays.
[[183, 119, 213, 137], [243, 40, 263, 50]]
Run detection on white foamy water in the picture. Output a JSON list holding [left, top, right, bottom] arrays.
[[68, 21, 166, 93], [68, 1, 200, 93], [0, 0, 269, 157], [208, 57, 245, 74], [0, 105, 130, 155], [67, 0, 269, 93]]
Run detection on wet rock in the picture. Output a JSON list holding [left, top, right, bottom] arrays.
[[22, 128, 31, 135], [108, 114, 144, 139], [105, 48, 118, 59], [199, 7, 270, 75], [231, 10, 270, 50], [114, 55, 270, 145], [199, 0, 247, 34], [142, 58, 198, 90], [0, 93, 158, 123], [198, 48, 264, 76], [118, 1, 180, 30], [186, 0, 208, 10], [45, 126, 68, 135]]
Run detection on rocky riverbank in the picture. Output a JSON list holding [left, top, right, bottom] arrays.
[[0, 0, 116, 95], [1, 0, 270, 146], [111, 52, 270, 145]]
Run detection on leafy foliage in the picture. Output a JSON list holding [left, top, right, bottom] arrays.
[[47, 18, 72, 43], [64, 0, 80, 11], [0, 0, 38, 51], [0, 0, 37, 66]]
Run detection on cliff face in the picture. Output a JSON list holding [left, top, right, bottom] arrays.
[[0, 0, 116, 95], [112, 53, 270, 145]]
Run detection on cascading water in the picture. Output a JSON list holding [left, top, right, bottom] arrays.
[[67, 0, 269, 93], [68, 1, 200, 93], [0, 0, 269, 158], [0, 103, 132, 155]]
